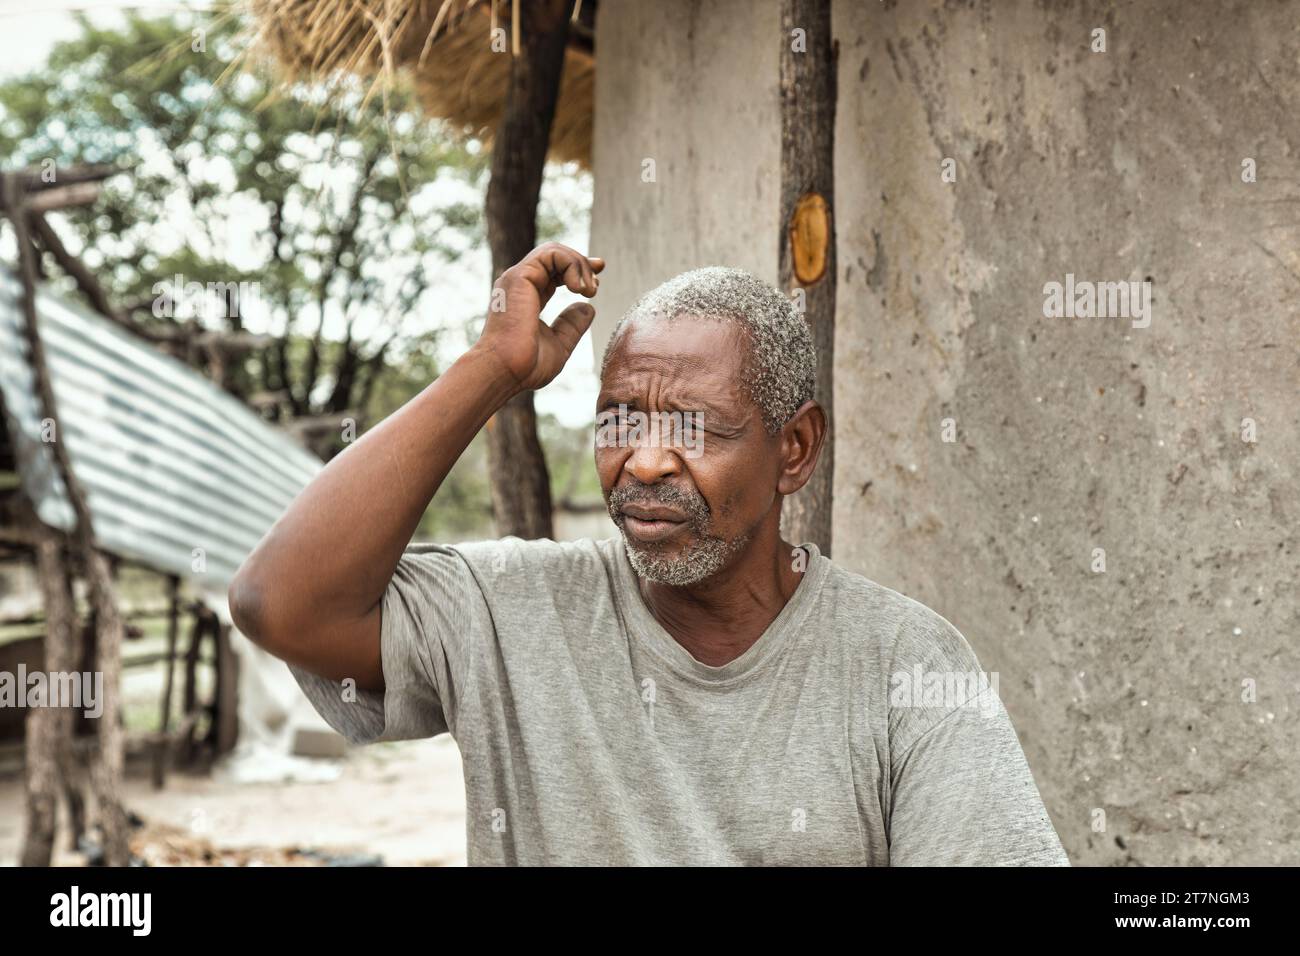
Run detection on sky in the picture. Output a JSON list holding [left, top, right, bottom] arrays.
[[0, 0, 601, 428]]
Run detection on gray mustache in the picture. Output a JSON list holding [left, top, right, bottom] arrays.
[[607, 482, 710, 525]]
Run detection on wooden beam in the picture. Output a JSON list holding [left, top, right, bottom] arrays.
[[778, 0, 838, 556], [25, 182, 101, 213], [26, 212, 132, 327], [25, 211, 199, 350], [17, 163, 118, 193]]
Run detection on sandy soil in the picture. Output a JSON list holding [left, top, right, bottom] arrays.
[[0, 736, 468, 866]]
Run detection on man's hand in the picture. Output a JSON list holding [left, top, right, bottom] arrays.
[[475, 242, 605, 392]]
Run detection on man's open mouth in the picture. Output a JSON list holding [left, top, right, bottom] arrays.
[[620, 505, 687, 542]]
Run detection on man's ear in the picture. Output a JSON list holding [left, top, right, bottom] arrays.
[[777, 400, 826, 496]]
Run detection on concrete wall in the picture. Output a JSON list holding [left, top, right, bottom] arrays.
[[590, 0, 782, 331], [591, 0, 1300, 865]]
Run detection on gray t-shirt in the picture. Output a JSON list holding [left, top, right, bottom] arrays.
[[289, 536, 1068, 866]]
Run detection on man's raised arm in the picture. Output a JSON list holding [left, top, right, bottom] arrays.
[[228, 243, 604, 692]]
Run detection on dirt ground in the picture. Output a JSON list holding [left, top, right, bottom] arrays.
[[0, 736, 468, 866]]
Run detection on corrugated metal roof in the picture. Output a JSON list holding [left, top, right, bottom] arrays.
[[0, 268, 321, 588]]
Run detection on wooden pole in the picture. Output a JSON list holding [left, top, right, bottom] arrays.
[[778, 0, 838, 556], [158, 576, 181, 734], [152, 574, 181, 788], [2, 173, 132, 866], [482, 0, 575, 540], [212, 621, 240, 756], [18, 521, 76, 866], [179, 607, 210, 766]]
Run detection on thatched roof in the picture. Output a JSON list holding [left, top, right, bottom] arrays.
[[247, 0, 595, 167]]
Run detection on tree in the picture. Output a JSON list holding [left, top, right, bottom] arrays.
[[0, 11, 488, 459], [3, 8, 597, 528], [482, 0, 577, 539]]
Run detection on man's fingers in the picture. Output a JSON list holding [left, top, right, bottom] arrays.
[[528, 243, 602, 297], [548, 302, 596, 356], [558, 251, 597, 297], [562, 258, 588, 296]]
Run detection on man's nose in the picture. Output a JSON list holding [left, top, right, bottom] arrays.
[[623, 437, 684, 485]]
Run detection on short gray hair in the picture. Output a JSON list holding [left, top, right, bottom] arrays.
[[601, 267, 817, 434]]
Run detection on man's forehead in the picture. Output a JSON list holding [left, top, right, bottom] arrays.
[[598, 315, 753, 404], [603, 313, 748, 368]]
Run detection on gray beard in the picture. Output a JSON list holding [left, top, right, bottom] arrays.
[[607, 480, 752, 586], [622, 525, 753, 586]]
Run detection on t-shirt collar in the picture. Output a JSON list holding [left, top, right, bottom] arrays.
[[613, 536, 830, 685]]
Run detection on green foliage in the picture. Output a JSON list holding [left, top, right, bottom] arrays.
[[0, 8, 600, 540], [0, 10, 487, 421]]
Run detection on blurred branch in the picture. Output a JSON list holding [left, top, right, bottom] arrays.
[[27, 182, 102, 213], [17, 163, 119, 192]]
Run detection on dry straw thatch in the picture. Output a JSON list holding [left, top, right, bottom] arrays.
[[246, 0, 594, 166]]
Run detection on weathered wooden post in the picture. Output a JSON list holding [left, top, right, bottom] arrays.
[[778, 0, 837, 556], [3, 170, 131, 865], [18, 515, 75, 865]]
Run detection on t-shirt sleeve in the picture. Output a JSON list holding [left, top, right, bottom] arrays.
[[887, 687, 1070, 866], [286, 543, 486, 745], [881, 599, 1068, 866]]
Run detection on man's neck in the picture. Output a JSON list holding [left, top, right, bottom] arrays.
[[636, 525, 807, 668]]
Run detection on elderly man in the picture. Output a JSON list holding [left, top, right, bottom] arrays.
[[230, 243, 1068, 866]]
